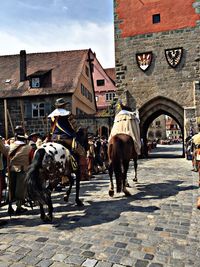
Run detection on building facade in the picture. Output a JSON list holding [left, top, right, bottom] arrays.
[[0, 49, 97, 138], [114, 0, 200, 154]]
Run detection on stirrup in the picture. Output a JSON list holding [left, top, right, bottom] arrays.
[[70, 154, 78, 171]]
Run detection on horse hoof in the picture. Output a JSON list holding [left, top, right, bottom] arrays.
[[64, 195, 69, 202], [76, 200, 84, 206], [109, 190, 114, 197], [133, 178, 138, 182], [42, 215, 52, 223], [123, 189, 131, 196]]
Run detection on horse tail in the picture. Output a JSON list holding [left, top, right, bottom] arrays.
[[25, 148, 48, 203], [111, 136, 123, 192]]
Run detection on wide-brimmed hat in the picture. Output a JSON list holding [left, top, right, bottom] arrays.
[[55, 98, 69, 108], [28, 132, 40, 139]]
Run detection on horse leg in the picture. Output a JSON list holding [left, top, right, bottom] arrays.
[[75, 168, 84, 206], [39, 203, 46, 221], [122, 161, 131, 196], [108, 162, 114, 197], [64, 174, 74, 202], [39, 190, 53, 222], [46, 196, 53, 222], [133, 158, 138, 182]]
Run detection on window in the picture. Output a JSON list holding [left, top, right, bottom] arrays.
[[105, 92, 116, 101], [80, 83, 93, 102], [31, 77, 40, 88], [85, 66, 89, 77], [76, 108, 85, 115], [152, 14, 160, 24], [97, 79, 105, 86], [95, 96, 99, 102], [32, 103, 45, 118]]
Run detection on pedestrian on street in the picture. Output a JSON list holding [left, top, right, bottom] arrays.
[[0, 136, 9, 226]]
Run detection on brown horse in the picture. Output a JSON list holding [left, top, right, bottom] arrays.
[[108, 134, 138, 197]]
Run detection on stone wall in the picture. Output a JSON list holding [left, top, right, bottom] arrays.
[[114, 0, 200, 137]]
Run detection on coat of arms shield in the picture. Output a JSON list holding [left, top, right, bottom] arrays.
[[136, 52, 153, 72], [165, 47, 183, 68]]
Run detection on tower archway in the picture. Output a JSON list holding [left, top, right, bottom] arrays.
[[139, 96, 184, 157]]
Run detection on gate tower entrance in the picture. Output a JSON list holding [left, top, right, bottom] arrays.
[[139, 96, 184, 157]]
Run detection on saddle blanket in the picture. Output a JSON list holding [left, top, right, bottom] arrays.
[[108, 110, 141, 155]]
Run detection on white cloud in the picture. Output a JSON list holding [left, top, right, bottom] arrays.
[[0, 21, 115, 68]]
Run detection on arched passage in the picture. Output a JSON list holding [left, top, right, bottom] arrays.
[[139, 96, 184, 157]]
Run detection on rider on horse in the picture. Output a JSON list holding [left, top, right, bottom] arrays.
[[48, 98, 86, 169], [109, 101, 141, 155]]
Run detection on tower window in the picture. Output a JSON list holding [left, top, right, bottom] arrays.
[[152, 14, 160, 24]]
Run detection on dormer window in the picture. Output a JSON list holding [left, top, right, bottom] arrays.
[[31, 77, 40, 88], [5, 79, 11, 84], [28, 69, 52, 89]]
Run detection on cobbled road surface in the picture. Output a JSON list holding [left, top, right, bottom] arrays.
[[0, 144, 200, 267]]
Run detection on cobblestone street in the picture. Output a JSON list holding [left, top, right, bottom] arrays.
[[0, 144, 200, 267]]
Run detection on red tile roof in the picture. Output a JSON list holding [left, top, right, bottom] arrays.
[[0, 49, 90, 98]]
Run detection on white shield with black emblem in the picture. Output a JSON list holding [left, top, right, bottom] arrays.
[[165, 47, 183, 68], [136, 52, 153, 72]]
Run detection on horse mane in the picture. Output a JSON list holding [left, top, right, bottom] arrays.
[[76, 127, 89, 151]]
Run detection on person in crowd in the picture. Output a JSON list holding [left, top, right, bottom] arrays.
[[191, 132, 200, 171], [0, 136, 9, 226], [28, 132, 40, 152], [8, 126, 34, 216], [0, 136, 9, 205], [93, 136, 107, 174], [48, 98, 86, 167], [87, 134, 95, 178]]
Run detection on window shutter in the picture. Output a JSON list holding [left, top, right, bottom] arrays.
[[24, 103, 32, 119]]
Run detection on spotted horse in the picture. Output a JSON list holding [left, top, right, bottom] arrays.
[[25, 139, 86, 222]]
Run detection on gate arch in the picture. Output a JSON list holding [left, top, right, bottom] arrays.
[[139, 96, 184, 157]]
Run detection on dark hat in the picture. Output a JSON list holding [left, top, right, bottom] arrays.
[[88, 134, 94, 139], [28, 132, 40, 139], [15, 125, 24, 135], [14, 125, 27, 140], [55, 98, 69, 108]]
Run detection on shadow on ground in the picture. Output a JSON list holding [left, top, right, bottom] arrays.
[[1, 177, 197, 231]]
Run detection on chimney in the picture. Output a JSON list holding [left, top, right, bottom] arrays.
[[20, 50, 27, 82]]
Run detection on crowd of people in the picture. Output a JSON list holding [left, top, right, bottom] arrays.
[[185, 132, 200, 209], [0, 98, 110, 226]]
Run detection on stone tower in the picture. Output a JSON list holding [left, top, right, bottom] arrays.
[[114, 0, 200, 145]]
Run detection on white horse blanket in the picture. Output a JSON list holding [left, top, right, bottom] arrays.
[[108, 110, 141, 155]]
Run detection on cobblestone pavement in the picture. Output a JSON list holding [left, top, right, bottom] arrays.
[[0, 144, 200, 267]]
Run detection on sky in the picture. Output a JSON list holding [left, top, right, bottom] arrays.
[[0, 0, 115, 68]]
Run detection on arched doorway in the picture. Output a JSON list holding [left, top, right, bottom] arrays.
[[139, 96, 184, 157]]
